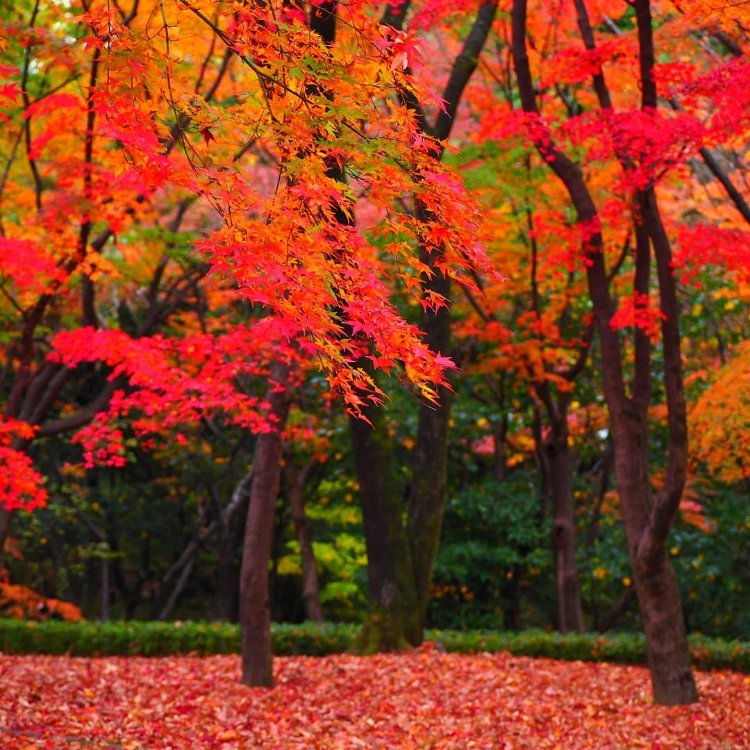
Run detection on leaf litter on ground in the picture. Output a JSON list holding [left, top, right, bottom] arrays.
[[1, 645, 749, 749]]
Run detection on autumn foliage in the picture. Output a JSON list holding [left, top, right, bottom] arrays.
[[0, 0, 487, 511], [0, 583, 83, 623], [2, 650, 750, 748], [2, 0, 750, 717]]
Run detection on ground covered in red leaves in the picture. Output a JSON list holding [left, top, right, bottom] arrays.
[[1, 649, 749, 749]]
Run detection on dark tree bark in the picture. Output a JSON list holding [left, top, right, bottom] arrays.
[[239, 361, 292, 687], [546, 406, 585, 633], [350, 400, 421, 652], [214, 488, 249, 622], [512, 0, 698, 704], [634, 0, 697, 706], [533, 396, 585, 633], [407, 241, 453, 632], [284, 457, 324, 623], [349, 0, 499, 651], [213, 471, 254, 621]]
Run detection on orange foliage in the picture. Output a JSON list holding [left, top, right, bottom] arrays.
[[690, 342, 750, 483], [0, 583, 84, 622], [675, 0, 750, 37], [0, 0, 495, 501]]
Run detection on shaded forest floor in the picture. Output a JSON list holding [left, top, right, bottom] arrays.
[[1, 647, 749, 748]]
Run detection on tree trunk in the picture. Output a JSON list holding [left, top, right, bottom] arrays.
[[511, 0, 697, 703], [286, 460, 324, 623], [633, 0, 697, 704], [597, 587, 636, 633], [404, 3, 499, 627], [214, 495, 247, 622], [614, 406, 698, 704], [635, 548, 696, 704], [407, 391, 450, 634], [346, 2, 497, 652], [408, 251, 453, 634], [215, 471, 253, 622], [239, 361, 291, 687], [533, 398, 585, 633], [350, 404, 421, 653], [548, 418, 585, 633], [601, 303, 697, 705], [309, 0, 418, 649], [158, 551, 196, 620]]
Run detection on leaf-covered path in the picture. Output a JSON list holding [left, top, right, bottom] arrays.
[[1, 648, 749, 748]]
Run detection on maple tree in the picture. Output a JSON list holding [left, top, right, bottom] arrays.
[[450, 133, 597, 635], [396, 0, 747, 704], [0, 0, 491, 687], [348, 0, 499, 654], [509, 0, 700, 704], [500, 0, 750, 705], [0, 0, 485, 502]]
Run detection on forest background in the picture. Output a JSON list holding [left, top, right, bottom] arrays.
[[1, 0, 749, 707]]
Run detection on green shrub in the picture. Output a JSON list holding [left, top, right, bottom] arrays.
[[272, 622, 358, 655], [428, 628, 750, 673], [0, 620, 360, 657], [581, 483, 750, 639], [0, 620, 748, 673], [429, 475, 552, 631], [428, 628, 647, 664]]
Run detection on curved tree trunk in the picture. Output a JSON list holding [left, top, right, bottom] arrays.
[[512, 0, 697, 703], [614, 410, 696, 704], [239, 361, 291, 687]]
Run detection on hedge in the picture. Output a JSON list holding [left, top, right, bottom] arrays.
[[0, 619, 748, 672], [0, 620, 355, 657]]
